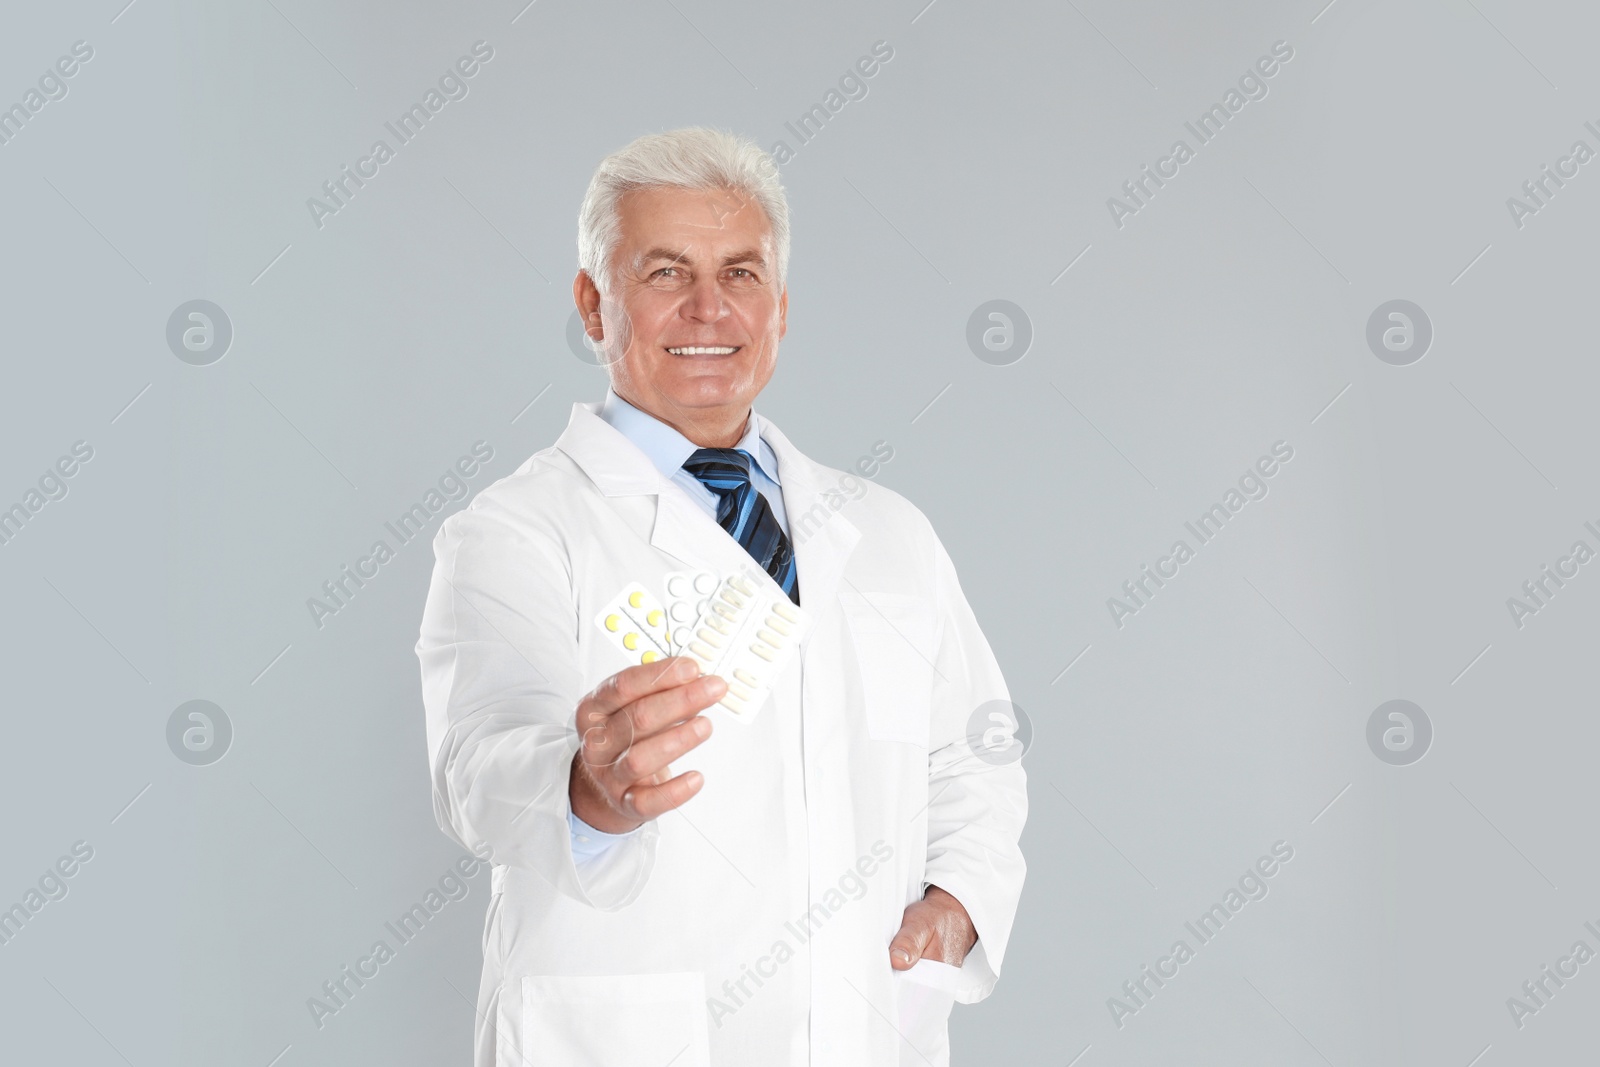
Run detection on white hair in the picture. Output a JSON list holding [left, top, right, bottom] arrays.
[[576, 127, 790, 298]]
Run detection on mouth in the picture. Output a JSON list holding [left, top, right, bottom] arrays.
[[666, 345, 741, 357]]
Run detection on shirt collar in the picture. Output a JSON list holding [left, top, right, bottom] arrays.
[[599, 385, 782, 485]]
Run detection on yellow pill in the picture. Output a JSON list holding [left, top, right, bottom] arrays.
[[765, 616, 791, 635], [689, 641, 716, 660], [750, 643, 775, 662], [771, 601, 799, 622], [647, 609, 663, 626], [730, 575, 755, 596], [757, 629, 783, 646], [641, 651, 658, 663], [702, 614, 732, 635], [604, 614, 622, 631], [623, 632, 639, 650], [728, 681, 752, 701], [733, 668, 760, 687], [629, 590, 644, 608], [697, 628, 724, 647]]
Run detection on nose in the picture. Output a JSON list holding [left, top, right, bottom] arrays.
[[681, 273, 729, 324]]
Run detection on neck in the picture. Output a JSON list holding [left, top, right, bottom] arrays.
[[681, 418, 746, 449]]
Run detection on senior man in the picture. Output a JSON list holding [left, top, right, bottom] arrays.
[[416, 127, 1027, 1066]]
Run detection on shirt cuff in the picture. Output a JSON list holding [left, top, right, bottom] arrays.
[[568, 808, 643, 860]]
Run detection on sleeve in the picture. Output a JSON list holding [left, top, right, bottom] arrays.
[[415, 500, 658, 910], [920, 528, 1029, 1004], [569, 809, 640, 860]]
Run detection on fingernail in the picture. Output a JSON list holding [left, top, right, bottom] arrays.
[[693, 717, 712, 738], [892, 948, 912, 965]]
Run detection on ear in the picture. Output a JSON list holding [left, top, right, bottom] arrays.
[[573, 270, 603, 340], [777, 285, 788, 340]]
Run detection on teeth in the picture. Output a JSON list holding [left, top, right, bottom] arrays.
[[668, 346, 738, 355]]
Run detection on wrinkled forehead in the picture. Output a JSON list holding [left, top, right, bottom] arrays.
[[615, 184, 774, 258]]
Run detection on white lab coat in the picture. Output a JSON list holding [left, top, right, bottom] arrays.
[[416, 399, 1028, 1066]]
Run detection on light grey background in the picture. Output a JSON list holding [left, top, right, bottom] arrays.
[[2, 0, 1596, 1063]]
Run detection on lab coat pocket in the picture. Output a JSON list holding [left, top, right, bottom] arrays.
[[501, 971, 710, 1066], [846, 591, 938, 747], [893, 960, 959, 1066]]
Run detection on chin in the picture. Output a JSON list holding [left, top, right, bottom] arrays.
[[667, 362, 739, 385], [671, 383, 740, 406]]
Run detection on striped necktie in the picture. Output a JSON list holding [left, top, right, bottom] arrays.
[[681, 447, 800, 605]]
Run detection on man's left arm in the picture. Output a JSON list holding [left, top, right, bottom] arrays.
[[890, 528, 1029, 1003]]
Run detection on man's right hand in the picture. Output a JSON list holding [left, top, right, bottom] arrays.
[[568, 656, 726, 835]]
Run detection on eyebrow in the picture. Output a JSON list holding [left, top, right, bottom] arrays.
[[639, 247, 768, 270]]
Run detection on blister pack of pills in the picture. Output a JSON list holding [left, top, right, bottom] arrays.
[[592, 582, 673, 665], [679, 569, 809, 723], [663, 569, 720, 655]]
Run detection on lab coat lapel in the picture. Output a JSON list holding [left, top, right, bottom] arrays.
[[759, 415, 861, 621], [552, 400, 663, 498], [552, 400, 745, 577], [554, 399, 862, 617]]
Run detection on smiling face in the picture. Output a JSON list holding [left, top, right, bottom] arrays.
[[573, 184, 787, 448]]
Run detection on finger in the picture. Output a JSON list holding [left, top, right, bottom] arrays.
[[889, 909, 936, 970], [582, 675, 724, 773], [622, 768, 705, 821], [584, 656, 702, 720], [606, 714, 713, 787], [576, 704, 636, 769], [624, 672, 727, 740], [577, 658, 703, 764]]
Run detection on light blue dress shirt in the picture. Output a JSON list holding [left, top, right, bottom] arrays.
[[569, 385, 789, 860]]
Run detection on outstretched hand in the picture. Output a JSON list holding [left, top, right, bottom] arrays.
[[568, 656, 725, 834]]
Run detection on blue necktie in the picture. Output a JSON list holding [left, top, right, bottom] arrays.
[[681, 448, 800, 606]]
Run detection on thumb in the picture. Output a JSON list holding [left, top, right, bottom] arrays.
[[888, 909, 934, 970]]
